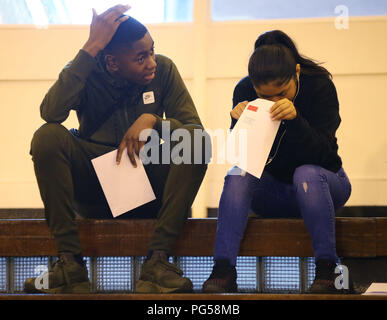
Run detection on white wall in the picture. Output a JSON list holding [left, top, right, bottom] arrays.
[[0, 10, 386, 216]]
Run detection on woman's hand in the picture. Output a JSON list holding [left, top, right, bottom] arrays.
[[230, 101, 248, 120], [270, 98, 297, 121]]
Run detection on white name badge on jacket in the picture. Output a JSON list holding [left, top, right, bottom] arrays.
[[143, 91, 155, 104]]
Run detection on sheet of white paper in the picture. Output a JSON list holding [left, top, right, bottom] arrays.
[[228, 98, 280, 179], [362, 283, 387, 295], [91, 149, 156, 218]]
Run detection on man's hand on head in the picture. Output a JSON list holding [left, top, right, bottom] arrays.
[[82, 4, 130, 57], [116, 114, 157, 167]]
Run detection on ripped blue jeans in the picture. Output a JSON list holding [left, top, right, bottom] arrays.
[[214, 165, 352, 265]]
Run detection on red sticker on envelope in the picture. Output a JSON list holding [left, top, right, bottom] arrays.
[[247, 105, 258, 112]]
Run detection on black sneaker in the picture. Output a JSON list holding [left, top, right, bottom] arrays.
[[309, 259, 351, 294], [202, 259, 237, 293], [136, 251, 193, 293], [24, 253, 90, 294]]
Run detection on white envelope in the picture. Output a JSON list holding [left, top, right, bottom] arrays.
[[91, 149, 156, 217], [362, 283, 387, 295], [228, 98, 280, 178]]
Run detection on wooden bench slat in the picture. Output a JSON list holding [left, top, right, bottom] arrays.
[[335, 218, 377, 257], [239, 219, 313, 256], [1, 293, 387, 300], [0, 218, 385, 257], [376, 218, 387, 256]]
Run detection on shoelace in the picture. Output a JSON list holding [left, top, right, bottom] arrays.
[[48, 258, 73, 287], [157, 259, 183, 276]]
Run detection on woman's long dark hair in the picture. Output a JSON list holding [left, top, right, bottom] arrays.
[[249, 30, 331, 87], [249, 44, 297, 87]]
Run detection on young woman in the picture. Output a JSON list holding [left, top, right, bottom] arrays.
[[202, 30, 352, 294]]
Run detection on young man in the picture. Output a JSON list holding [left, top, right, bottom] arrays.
[[25, 5, 209, 294]]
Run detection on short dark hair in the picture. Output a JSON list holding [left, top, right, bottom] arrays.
[[104, 16, 148, 54]]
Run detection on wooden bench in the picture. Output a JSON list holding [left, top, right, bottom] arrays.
[[1, 217, 387, 257], [1, 217, 387, 298]]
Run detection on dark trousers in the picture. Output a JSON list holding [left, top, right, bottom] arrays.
[[30, 123, 208, 256], [214, 165, 351, 266]]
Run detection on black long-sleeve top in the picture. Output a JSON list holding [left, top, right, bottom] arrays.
[[231, 73, 343, 183]]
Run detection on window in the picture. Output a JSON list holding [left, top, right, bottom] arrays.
[[0, 255, 316, 293], [0, 0, 193, 25], [211, 0, 387, 21]]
